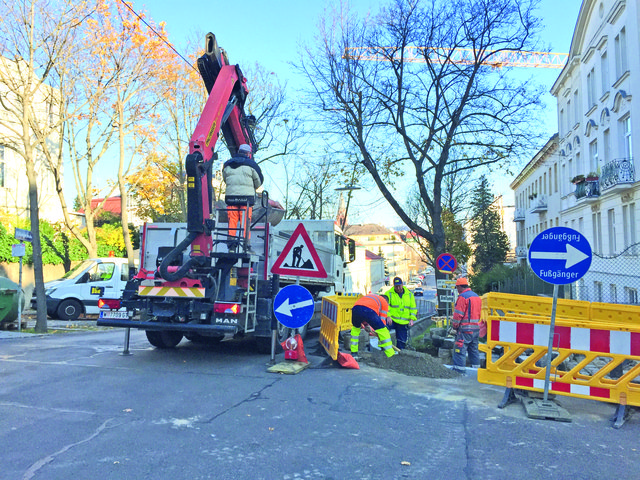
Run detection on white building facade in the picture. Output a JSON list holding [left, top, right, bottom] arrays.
[[513, 0, 639, 304]]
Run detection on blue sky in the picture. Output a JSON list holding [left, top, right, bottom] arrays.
[[141, 0, 583, 226]]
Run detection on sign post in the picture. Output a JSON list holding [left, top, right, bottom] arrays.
[[12, 243, 26, 332], [528, 227, 592, 402], [436, 253, 457, 326]]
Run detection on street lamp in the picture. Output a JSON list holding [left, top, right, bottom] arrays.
[[335, 185, 361, 231]]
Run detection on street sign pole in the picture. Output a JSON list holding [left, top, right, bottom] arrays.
[[543, 284, 559, 401], [18, 254, 23, 332]]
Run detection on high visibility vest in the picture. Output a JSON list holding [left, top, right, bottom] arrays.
[[354, 294, 389, 320], [385, 286, 417, 325], [452, 288, 482, 329]]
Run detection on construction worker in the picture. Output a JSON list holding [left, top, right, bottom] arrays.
[[451, 277, 482, 372], [385, 277, 417, 349], [350, 294, 395, 360], [222, 143, 263, 251]]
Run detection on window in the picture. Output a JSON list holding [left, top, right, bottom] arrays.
[[607, 208, 616, 254], [594, 282, 603, 302], [567, 100, 571, 127], [573, 90, 580, 122], [579, 216, 584, 233], [619, 115, 632, 159], [615, 28, 627, 79], [603, 129, 610, 164], [592, 212, 602, 254], [589, 140, 598, 172], [587, 68, 596, 108], [559, 109, 565, 135], [625, 287, 638, 305], [600, 50, 609, 95], [554, 164, 558, 192], [629, 202, 637, 254], [610, 284, 617, 303]]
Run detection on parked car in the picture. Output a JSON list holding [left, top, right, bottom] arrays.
[[413, 287, 424, 297]]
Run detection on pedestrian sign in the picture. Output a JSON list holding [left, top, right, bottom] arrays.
[[270, 223, 328, 278], [436, 253, 457, 274], [528, 227, 592, 285], [274, 284, 315, 329]]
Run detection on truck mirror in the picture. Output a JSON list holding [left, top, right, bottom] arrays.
[[348, 239, 356, 263]]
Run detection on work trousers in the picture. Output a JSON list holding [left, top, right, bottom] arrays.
[[228, 205, 252, 241], [452, 327, 480, 371], [350, 305, 394, 358], [391, 321, 410, 349]]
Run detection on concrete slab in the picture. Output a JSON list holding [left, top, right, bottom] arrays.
[[267, 360, 310, 374], [522, 397, 572, 422]]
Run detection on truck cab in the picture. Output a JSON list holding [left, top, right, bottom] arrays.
[[33, 258, 135, 320]]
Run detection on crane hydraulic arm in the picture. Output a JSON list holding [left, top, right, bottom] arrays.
[[159, 33, 257, 282]]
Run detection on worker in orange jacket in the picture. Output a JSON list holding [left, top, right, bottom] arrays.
[[451, 277, 482, 372], [350, 294, 395, 360]]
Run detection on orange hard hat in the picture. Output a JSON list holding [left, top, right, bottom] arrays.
[[455, 277, 469, 287]]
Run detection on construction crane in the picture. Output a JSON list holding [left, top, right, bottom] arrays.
[[343, 46, 568, 69]]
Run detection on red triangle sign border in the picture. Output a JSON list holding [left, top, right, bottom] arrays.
[[270, 223, 329, 278]]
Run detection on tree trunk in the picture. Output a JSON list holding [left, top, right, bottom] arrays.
[[25, 157, 47, 333]]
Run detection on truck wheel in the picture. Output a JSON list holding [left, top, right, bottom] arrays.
[[277, 322, 308, 343], [255, 336, 274, 354], [146, 330, 183, 348], [56, 299, 82, 321]]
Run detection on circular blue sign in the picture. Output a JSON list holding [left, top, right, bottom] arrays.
[[528, 227, 592, 285], [273, 285, 314, 329], [436, 253, 457, 273]]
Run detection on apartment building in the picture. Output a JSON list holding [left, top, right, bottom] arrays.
[[512, 0, 639, 304], [0, 57, 62, 222]]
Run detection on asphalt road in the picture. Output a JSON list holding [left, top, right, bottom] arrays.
[[1, 326, 639, 480]]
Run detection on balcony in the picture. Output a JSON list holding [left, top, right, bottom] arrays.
[[515, 246, 527, 258], [574, 178, 600, 202], [530, 195, 547, 213], [600, 158, 635, 194], [513, 208, 525, 222]]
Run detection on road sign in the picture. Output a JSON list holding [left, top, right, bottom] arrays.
[[439, 295, 455, 302], [12, 244, 26, 257], [14, 228, 33, 243], [270, 223, 328, 278], [436, 253, 457, 274], [274, 284, 315, 329], [528, 227, 592, 285], [436, 279, 455, 289]]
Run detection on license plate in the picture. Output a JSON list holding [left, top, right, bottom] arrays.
[[99, 310, 129, 319]]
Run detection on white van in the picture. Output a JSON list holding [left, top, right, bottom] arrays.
[[32, 258, 136, 320]]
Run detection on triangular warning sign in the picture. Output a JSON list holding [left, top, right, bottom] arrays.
[[271, 223, 328, 278]]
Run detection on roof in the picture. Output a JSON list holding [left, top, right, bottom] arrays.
[[365, 250, 383, 260], [78, 196, 122, 215], [345, 224, 392, 236]]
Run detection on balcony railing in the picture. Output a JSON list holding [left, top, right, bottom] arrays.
[[531, 195, 547, 213], [574, 178, 600, 201], [515, 246, 527, 258], [513, 208, 525, 222], [600, 158, 635, 193]]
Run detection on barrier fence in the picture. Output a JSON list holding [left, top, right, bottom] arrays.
[[319, 294, 362, 360], [478, 292, 640, 424]]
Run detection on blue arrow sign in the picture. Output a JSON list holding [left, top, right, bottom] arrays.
[[528, 227, 592, 285], [273, 284, 315, 329]]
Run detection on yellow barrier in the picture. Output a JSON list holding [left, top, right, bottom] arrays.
[[478, 292, 640, 408], [319, 294, 362, 360]]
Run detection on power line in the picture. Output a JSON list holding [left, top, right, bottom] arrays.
[[117, 0, 198, 73]]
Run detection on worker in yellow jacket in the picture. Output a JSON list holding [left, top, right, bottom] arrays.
[[385, 277, 417, 349]]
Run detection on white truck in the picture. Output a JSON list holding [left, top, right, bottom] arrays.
[[97, 214, 355, 350], [33, 257, 135, 320]]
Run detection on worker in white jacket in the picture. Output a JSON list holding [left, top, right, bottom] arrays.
[[222, 144, 263, 251]]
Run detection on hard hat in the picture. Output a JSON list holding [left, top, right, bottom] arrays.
[[455, 277, 469, 287], [238, 144, 251, 154]]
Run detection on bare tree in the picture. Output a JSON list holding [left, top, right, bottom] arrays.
[[0, 0, 89, 332], [298, 0, 545, 274]]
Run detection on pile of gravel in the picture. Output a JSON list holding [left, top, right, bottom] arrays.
[[359, 349, 459, 379]]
